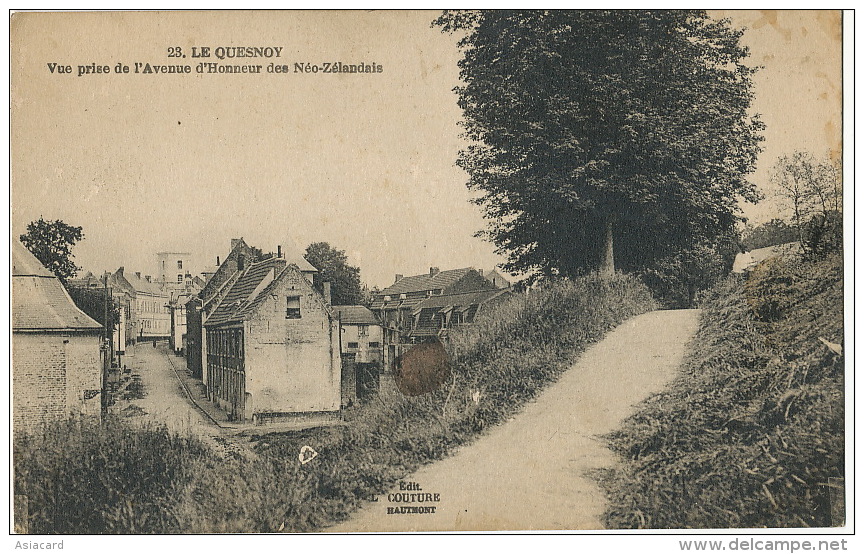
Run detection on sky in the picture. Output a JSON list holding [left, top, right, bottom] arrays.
[[10, 10, 843, 289]]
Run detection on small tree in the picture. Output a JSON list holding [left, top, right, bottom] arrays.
[[303, 242, 363, 306], [771, 152, 842, 256], [20, 218, 84, 283]]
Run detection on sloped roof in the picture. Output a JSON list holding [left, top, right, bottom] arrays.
[[284, 251, 318, 273], [172, 293, 195, 307], [67, 271, 101, 288], [204, 257, 287, 326], [12, 240, 55, 277], [333, 305, 379, 325], [415, 288, 510, 311], [125, 272, 166, 296], [379, 268, 475, 297], [370, 296, 426, 311], [12, 240, 102, 332]]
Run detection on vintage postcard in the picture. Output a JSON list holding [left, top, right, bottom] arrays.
[[9, 9, 850, 540]]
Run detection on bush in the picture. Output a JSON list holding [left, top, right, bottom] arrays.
[[602, 253, 844, 528], [641, 244, 729, 308], [16, 272, 657, 533]]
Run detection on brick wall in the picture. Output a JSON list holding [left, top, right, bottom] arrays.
[[13, 332, 101, 435]]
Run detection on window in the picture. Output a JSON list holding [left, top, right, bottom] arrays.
[[177, 260, 183, 270], [177, 274, 183, 283], [286, 296, 301, 319], [347, 342, 359, 349], [368, 342, 380, 348], [358, 325, 368, 337]]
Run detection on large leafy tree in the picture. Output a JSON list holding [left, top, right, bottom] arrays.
[[20, 218, 84, 283], [304, 242, 363, 306], [435, 10, 763, 278]]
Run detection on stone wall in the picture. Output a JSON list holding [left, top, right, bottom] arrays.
[[243, 270, 340, 416]]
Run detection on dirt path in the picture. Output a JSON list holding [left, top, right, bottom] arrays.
[[330, 309, 701, 532], [116, 344, 252, 458], [121, 344, 217, 436]]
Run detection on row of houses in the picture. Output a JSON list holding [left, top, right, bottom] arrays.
[[69, 255, 207, 355], [12, 233, 514, 431], [371, 266, 512, 369], [179, 238, 513, 423], [182, 239, 341, 422]]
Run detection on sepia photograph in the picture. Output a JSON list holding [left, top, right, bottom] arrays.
[[8, 9, 851, 539]]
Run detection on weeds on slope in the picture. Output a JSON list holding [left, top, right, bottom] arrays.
[[601, 254, 844, 529]]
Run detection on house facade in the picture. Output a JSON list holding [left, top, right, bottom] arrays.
[[12, 240, 104, 434], [169, 292, 196, 354], [406, 288, 512, 341], [193, 238, 318, 387], [184, 296, 204, 378], [128, 272, 171, 340], [334, 305, 383, 364], [481, 268, 512, 289], [202, 256, 341, 422], [106, 268, 138, 351], [106, 267, 171, 342]]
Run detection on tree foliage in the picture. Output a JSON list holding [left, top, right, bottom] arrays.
[[303, 242, 363, 306], [740, 218, 799, 251], [20, 218, 84, 283], [67, 285, 119, 332], [435, 10, 763, 281], [771, 152, 842, 257]]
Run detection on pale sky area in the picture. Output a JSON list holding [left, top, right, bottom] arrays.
[[10, 10, 843, 289]]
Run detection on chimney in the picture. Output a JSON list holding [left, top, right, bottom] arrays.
[[135, 272, 141, 279], [323, 282, 332, 306], [216, 256, 221, 266], [145, 275, 151, 283], [231, 238, 242, 250], [395, 274, 403, 283], [430, 267, 440, 276], [277, 245, 282, 258], [478, 269, 484, 276]]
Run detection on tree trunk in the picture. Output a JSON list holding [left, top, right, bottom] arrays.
[[599, 216, 615, 279]]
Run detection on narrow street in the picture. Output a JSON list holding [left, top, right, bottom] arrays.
[[330, 309, 702, 532], [114, 342, 245, 457]]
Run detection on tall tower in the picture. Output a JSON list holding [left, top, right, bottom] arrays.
[[156, 252, 194, 286]]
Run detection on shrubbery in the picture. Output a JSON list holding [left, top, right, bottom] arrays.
[[15, 272, 656, 533], [602, 253, 844, 528]]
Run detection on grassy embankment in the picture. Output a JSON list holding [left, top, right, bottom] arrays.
[[602, 253, 844, 528], [15, 273, 657, 533]]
